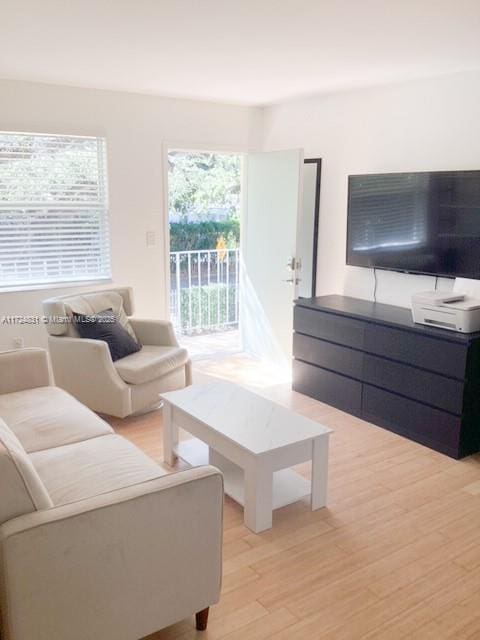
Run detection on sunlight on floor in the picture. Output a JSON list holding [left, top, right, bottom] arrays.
[[179, 328, 291, 388], [179, 328, 242, 360], [193, 352, 291, 389]]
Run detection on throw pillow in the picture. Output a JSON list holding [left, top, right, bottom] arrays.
[[72, 309, 142, 362], [64, 291, 138, 341]]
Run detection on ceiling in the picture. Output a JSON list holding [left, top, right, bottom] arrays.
[[1, 0, 480, 106]]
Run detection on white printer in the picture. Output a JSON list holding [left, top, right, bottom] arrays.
[[411, 291, 480, 333]]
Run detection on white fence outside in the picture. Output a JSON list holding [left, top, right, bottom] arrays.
[[170, 248, 240, 334]]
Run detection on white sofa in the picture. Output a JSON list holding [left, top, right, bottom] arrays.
[[42, 287, 192, 418], [0, 348, 223, 640]]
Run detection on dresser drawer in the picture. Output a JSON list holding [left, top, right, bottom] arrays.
[[292, 360, 362, 414], [293, 360, 362, 413], [363, 354, 464, 415], [294, 306, 365, 349], [293, 333, 364, 379], [362, 385, 462, 454], [364, 324, 468, 380]]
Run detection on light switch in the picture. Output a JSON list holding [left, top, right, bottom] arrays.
[[146, 230, 157, 247]]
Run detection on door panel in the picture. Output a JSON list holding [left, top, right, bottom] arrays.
[[297, 160, 321, 298], [241, 149, 303, 367]]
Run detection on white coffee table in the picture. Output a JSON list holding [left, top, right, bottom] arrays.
[[161, 381, 332, 533]]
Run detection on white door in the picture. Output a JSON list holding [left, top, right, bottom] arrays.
[[240, 149, 303, 369]]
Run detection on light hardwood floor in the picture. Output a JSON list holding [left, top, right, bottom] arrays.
[[108, 353, 480, 640]]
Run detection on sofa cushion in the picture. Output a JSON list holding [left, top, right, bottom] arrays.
[[30, 434, 167, 506], [114, 345, 189, 385], [0, 418, 53, 524], [64, 291, 138, 341], [0, 386, 113, 453]]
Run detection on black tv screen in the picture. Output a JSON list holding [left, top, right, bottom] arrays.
[[346, 170, 480, 279]]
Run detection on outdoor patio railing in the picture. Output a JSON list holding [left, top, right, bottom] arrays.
[[170, 248, 240, 333]]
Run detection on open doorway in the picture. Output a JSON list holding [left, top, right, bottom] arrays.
[[167, 150, 242, 360]]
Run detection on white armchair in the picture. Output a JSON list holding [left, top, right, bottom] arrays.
[[42, 287, 191, 418]]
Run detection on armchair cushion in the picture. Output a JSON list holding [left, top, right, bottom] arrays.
[[30, 434, 167, 506], [0, 418, 53, 524], [0, 386, 113, 453], [114, 345, 189, 385], [72, 309, 142, 361]]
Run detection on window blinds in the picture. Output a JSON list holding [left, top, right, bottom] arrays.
[[0, 132, 111, 288]]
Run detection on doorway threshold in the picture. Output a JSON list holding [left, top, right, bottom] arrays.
[[179, 328, 241, 362]]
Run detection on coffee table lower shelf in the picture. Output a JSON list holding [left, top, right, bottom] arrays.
[[176, 438, 311, 511]]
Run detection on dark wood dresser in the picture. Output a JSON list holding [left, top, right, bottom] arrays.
[[293, 295, 480, 458]]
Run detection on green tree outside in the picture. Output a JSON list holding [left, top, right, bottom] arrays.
[[170, 219, 239, 251], [168, 152, 241, 249]]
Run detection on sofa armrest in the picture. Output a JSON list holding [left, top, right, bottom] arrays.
[[0, 348, 53, 394], [0, 466, 223, 640], [129, 318, 180, 347]]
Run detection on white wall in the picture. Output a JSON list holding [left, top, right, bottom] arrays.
[[0, 80, 262, 349], [2, 71, 480, 352], [262, 70, 480, 307]]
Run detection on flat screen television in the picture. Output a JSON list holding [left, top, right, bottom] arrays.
[[346, 170, 480, 279]]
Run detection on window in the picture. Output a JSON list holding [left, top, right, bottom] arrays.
[[0, 132, 111, 288]]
